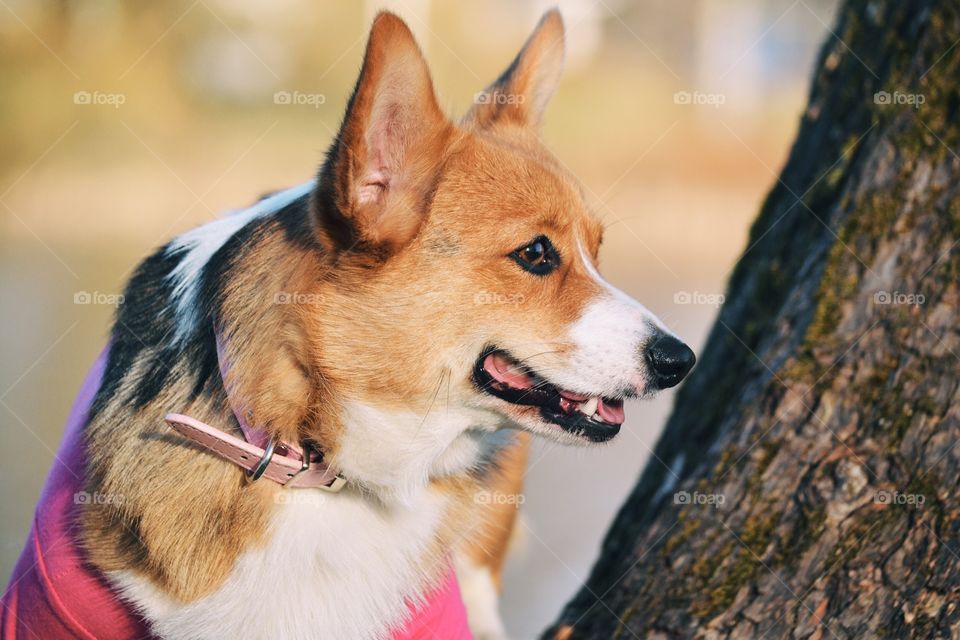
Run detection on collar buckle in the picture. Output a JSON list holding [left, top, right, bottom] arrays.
[[246, 436, 277, 482], [289, 440, 346, 492]]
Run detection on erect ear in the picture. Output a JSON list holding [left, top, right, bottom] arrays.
[[315, 12, 452, 254], [465, 9, 565, 129]]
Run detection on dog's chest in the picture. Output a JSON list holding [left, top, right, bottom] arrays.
[[111, 488, 449, 640]]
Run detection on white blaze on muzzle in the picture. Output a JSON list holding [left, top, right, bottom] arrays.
[[547, 240, 677, 398]]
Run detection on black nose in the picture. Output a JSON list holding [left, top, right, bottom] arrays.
[[645, 334, 696, 389]]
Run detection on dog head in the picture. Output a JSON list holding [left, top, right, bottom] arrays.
[[302, 10, 694, 450]]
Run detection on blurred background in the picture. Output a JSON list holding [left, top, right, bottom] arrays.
[[0, 0, 839, 636]]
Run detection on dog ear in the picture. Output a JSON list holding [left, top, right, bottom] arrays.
[[465, 9, 565, 130], [315, 12, 452, 255]]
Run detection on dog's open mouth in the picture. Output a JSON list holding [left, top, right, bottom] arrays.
[[473, 348, 624, 442]]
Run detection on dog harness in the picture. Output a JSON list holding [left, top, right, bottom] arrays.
[[1, 348, 472, 639]]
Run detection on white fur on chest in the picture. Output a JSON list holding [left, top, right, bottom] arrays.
[[333, 401, 506, 504], [111, 486, 449, 640]]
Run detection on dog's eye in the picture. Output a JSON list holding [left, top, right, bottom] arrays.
[[510, 236, 560, 275]]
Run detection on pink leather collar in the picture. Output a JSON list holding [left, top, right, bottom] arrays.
[[165, 413, 345, 490], [164, 330, 345, 491]]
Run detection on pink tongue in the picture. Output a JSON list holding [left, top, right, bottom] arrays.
[[596, 399, 625, 425], [483, 353, 626, 425], [484, 353, 534, 389]]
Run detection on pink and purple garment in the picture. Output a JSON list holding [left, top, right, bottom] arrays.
[[1, 349, 472, 640]]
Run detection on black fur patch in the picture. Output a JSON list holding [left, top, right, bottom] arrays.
[[88, 192, 315, 423], [89, 246, 182, 421]]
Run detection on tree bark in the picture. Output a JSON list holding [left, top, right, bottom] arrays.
[[548, 1, 960, 638]]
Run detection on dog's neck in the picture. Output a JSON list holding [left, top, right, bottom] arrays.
[[212, 322, 504, 504], [330, 400, 509, 505]]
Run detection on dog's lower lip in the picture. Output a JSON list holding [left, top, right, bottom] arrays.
[[473, 348, 624, 439]]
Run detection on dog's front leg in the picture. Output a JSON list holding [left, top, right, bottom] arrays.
[[456, 433, 530, 640]]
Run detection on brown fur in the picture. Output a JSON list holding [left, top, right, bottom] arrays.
[[464, 433, 531, 587], [82, 7, 604, 614]]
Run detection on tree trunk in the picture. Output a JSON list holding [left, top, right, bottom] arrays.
[[548, 1, 960, 638]]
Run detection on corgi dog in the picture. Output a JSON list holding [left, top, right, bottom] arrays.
[[4, 9, 696, 640]]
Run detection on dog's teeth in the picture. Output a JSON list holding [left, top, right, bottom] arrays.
[[578, 397, 599, 416]]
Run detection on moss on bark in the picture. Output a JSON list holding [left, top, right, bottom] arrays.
[[548, 1, 960, 638]]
